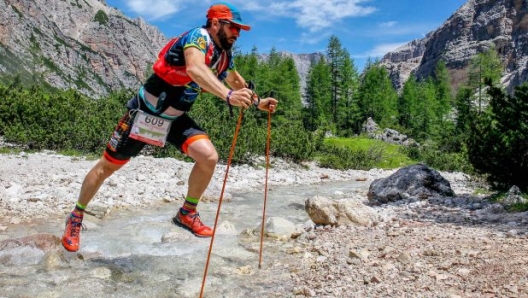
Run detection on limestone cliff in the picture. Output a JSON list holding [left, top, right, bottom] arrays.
[[380, 0, 528, 93], [0, 0, 167, 97]]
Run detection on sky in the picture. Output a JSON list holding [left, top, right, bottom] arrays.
[[104, 0, 468, 71]]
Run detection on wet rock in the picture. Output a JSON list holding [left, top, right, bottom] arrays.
[[86, 204, 111, 219], [91, 267, 113, 280], [235, 265, 254, 275], [160, 231, 192, 243], [0, 233, 61, 252], [216, 220, 238, 235], [40, 250, 65, 270], [255, 217, 297, 238], [305, 196, 377, 227], [368, 164, 454, 204], [501, 186, 527, 207]]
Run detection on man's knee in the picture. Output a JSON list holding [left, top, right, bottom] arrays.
[[187, 139, 218, 166], [95, 156, 124, 178], [202, 149, 218, 166], [193, 146, 218, 168]]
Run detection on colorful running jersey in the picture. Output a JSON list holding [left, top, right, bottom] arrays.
[[153, 27, 234, 87]]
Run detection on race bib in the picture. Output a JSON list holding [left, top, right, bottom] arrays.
[[129, 110, 172, 147]]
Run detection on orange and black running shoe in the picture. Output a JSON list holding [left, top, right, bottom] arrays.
[[61, 214, 84, 252], [172, 209, 213, 238]]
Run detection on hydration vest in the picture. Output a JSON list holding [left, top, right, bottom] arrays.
[[152, 31, 216, 86]]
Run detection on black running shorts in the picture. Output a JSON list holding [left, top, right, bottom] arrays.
[[103, 95, 208, 164]]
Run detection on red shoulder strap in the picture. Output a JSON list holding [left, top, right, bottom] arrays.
[[157, 38, 178, 59]]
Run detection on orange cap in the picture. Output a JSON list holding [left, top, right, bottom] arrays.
[[206, 2, 251, 31]]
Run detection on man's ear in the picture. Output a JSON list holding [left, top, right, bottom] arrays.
[[212, 18, 221, 29]]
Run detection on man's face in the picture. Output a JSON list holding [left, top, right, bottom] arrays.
[[217, 20, 241, 50]]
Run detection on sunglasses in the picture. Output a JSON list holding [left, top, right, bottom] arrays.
[[219, 20, 241, 34]]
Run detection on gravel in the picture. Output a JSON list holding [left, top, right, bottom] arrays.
[[1, 150, 528, 297]]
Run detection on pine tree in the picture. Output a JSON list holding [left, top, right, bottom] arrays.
[[327, 36, 343, 125], [399, 75, 437, 141], [431, 60, 456, 149], [357, 63, 398, 128], [304, 56, 332, 132], [467, 46, 503, 114], [416, 78, 437, 140], [337, 49, 361, 136], [433, 60, 454, 115], [468, 83, 528, 190], [398, 73, 419, 130]]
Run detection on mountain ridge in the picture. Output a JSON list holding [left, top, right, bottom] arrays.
[[380, 0, 528, 93], [0, 0, 322, 98], [2, 0, 525, 98], [1, 0, 166, 96]]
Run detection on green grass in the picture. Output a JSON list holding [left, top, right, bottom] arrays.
[[0, 147, 23, 154], [487, 191, 528, 212], [57, 149, 100, 160], [323, 136, 415, 169], [507, 202, 528, 212], [0, 147, 99, 161]]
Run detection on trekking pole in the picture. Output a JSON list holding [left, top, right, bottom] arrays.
[[258, 97, 273, 269], [200, 107, 245, 298]]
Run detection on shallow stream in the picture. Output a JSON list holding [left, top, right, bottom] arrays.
[[0, 180, 368, 298]]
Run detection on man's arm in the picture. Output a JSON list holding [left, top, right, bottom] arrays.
[[184, 47, 252, 108], [224, 70, 247, 91], [225, 70, 278, 113]]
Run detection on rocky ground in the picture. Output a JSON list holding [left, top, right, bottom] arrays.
[[1, 150, 528, 297], [282, 202, 528, 298], [0, 150, 392, 224]]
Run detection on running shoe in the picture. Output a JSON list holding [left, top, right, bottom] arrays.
[[61, 214, 84, 252], [172, 209, 213, 237]]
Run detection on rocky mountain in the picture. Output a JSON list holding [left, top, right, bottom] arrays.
[[381, 0, 528, 93], [0, 0, 319, 99], [0, 0, 167, 97]]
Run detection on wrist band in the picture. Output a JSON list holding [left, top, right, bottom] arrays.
[[226, 90, 233, 103], [226, 90, 234, 117]]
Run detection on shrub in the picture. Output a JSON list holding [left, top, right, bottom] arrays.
[[318, 144, 383, 170], [401, 142, 474, 173], [467, 83, 528, 190], [0, 84, 130, 153], [94, 10, 109, 26]]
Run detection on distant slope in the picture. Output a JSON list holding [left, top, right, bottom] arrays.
[[0, 0, 320, 98], [0, 0, 166, 97], [380, 0, 528, 93]]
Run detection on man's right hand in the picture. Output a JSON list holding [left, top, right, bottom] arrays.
[[228, 88, 253, 108]]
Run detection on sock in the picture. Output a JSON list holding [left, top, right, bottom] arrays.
[[180, 196, 199, 215], [72, 201, 86, 218]]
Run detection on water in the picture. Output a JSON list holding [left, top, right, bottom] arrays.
[[0, 181, 368, 298]]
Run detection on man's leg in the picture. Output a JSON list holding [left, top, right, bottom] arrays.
[[62, 157, 125, 252], [173, 138, 218, 237], [78, 157, 125, 206], [186, 138, 219, 201], [62, 104, 144, 252]]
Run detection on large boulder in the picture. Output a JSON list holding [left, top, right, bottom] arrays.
[[501, 186, 528, 207], [367, 164, 454, 204], [0, 234, 64, 268], [0, 233, 61, 252], [362, 117, 416, 146], [305, 196, 377, 227]]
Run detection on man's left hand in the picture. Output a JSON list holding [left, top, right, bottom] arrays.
[[257, 97, 278, 113]]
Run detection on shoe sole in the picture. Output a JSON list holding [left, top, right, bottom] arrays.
[[172, 216, 212, 238], [61, 237, 79, 252]]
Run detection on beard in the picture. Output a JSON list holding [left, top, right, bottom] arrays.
[[218, 28, 235, 51]]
